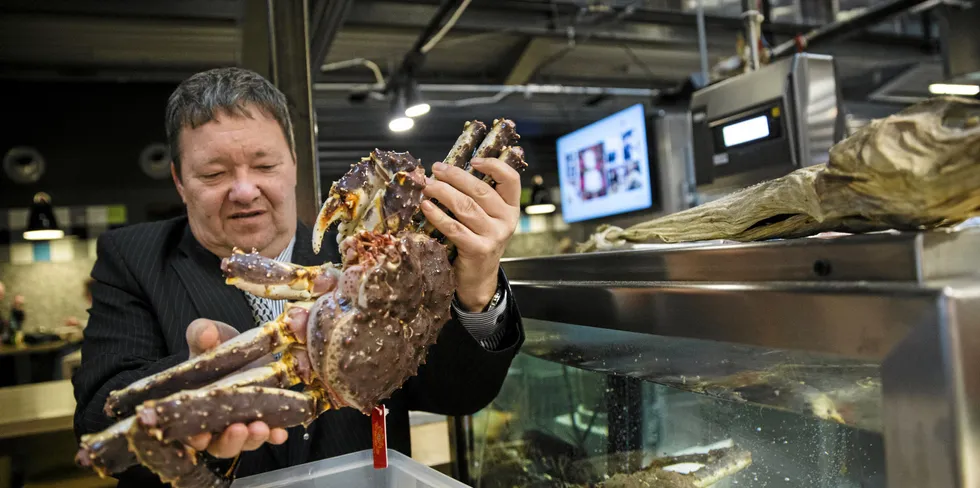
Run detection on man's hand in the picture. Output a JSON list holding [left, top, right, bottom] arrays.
[[420, 158, 521, 312], [182, 319, 289, 458]]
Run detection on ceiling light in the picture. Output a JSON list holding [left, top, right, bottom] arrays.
[[24, 229, 65, 240], [405, 102, 430, 118], [24, 192, 64, 240], [388, 89, 415, 132], [524, 175, 556, 215], [404, 80, 430, 118], [389, 116, 414, 132], [928, 83, 980, 96], [525, 203, 556, 215]]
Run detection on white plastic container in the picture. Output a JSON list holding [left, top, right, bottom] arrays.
[[232, 449, 472, 488]]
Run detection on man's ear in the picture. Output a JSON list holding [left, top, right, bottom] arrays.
[[171, 162, 187, 203]]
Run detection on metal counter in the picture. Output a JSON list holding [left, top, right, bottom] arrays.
[[500, 227, 980, 488]]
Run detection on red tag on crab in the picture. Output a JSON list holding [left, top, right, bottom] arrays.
[[372, 405, 389, 469]]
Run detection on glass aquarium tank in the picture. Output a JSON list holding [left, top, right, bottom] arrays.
[[454, 228, 980, 488], [465, 330, 885, 488]]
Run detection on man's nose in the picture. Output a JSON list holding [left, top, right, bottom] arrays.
[[228, 175, 261, 203]]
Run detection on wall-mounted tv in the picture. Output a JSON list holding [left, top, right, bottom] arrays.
[[556, 103, 653, 224]]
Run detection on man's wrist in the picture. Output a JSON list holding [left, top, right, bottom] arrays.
[[456, 276, 501, 312], [453, 286, 509, 348]]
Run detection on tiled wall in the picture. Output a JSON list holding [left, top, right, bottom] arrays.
[[0, 205, 128, 333]]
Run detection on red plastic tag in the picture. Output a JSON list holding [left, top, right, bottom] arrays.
[[372, 405, 388, 469]]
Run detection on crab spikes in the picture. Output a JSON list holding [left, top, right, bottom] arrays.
[[103, 302, 314, 419]]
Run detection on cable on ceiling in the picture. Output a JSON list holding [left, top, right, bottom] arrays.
[[420, 0, 474, 54]]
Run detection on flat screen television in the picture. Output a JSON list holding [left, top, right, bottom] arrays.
[[555, 103, 653, 224]]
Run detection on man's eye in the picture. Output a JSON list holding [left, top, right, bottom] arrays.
[[201, 172, 223, 179], [257, 164, 277, 171]]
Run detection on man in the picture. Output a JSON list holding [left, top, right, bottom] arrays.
[[72, 67, 525, 486], [0, 282, 25, 346]]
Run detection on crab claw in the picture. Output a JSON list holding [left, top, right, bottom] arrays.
[[313, 150, 425, 253], [313, 158, 378, 254]]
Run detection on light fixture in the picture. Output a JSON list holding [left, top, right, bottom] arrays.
[[524, 175, 556, 215], [389, 116, 414, 132], [388, 88, 415, 132], [928, 83, 980, 96], [404, 80, 430, 118], [24, 192, 64, 240]]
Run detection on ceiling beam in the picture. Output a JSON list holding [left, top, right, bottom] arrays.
[[0, 0, 242, 21], [309, 0, 354, 73], [504, 37, 559, 85]]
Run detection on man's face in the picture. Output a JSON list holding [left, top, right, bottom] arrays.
[[172, 105, 297, 259]]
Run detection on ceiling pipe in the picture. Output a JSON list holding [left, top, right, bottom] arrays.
[[314, 82, 659, 97], [385, 0, 465, 95]]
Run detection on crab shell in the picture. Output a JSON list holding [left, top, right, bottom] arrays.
[[307, 230, 455, 413]]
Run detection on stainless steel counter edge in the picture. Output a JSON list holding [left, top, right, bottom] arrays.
[[501, 228, 980, 283], [508, 279, 958, 361]]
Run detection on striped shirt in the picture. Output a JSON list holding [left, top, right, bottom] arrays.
[[242, 235, 509, 350]]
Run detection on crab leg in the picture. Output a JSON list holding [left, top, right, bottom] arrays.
[[424, 143, 528, 255], [137, 385, 324, 444], [222, 249, 341, 300], [127, 420, 230, 488], [418, 118, 524, 239], [77, 348, 313, 478], [75, 417, 139, 477], [103, 302, 313, 418], [75, 415, 231, 487], [468, 118, 520, 180], [442, 120, 488, 169]]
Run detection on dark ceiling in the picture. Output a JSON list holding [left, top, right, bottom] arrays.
[[0, 0, 953, 181]]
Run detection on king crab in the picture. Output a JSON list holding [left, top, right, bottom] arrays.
[[75, 119, 527, 487]]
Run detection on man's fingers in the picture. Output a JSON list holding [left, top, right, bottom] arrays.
[[186, 319, 240, 357], [207, 423, 249, 458], [420, 200, 483, 252], [430, 162, 508, 219], [268, 428, 289, 445], [470, 157, 522, 208], [241, 422, 271, 451], [187, 432, 211, 451], [423, 178, 492, 235]]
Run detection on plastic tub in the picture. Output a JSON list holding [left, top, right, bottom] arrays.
[[232, 448, 471, 488]]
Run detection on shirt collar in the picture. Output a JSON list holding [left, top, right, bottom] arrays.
[[275, 233, 296, 263]]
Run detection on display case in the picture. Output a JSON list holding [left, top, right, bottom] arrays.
[[457, 226, 980, 488]]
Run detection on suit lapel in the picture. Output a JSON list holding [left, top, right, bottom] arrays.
[[170, 224, 256, 334]]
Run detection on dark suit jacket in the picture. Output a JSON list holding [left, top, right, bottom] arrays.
[[72, 216, 525, 486]]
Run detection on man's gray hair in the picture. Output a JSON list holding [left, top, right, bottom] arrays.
[[166, 67, 295, 178]]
